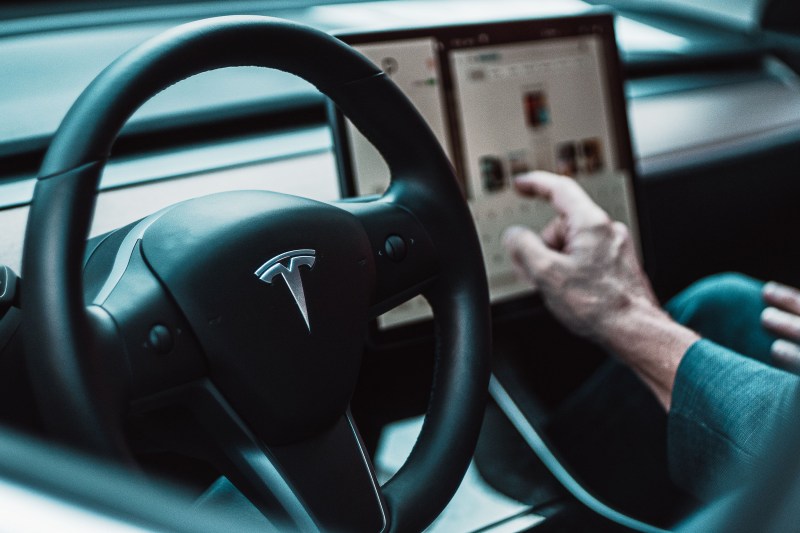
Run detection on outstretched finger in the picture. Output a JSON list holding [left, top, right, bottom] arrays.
[[502, 225, 563, 285], [514, 171, 608, 227]]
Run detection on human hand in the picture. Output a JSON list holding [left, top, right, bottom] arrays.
[[762, 282, 800, 373], [501, 171, 659, 346], [501, 172, 699, 409]]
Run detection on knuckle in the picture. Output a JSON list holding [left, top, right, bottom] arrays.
[[767, 308, 800, 338], [789, 317, 800, 337], [531, 254, 564, 282], [586, 216, 614, 236], [563, 176, 582, 191], [516, 240, 540, 262], [612, 221, 629, 238], [789, 291, 800, 308], [612, 222, 632, 248], [769, 283, 800, 313], [537, 255, 558, 275]]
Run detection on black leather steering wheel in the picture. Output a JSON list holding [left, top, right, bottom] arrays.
[[21, 15, 491, 533]]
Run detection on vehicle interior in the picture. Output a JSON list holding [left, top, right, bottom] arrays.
[[3, 0, 800, 531]]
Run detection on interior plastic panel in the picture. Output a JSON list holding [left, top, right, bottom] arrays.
[[630, 65, 800, 175], [627, 62, 800, 298]]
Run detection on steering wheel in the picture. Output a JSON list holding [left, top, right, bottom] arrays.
[[21, 15, 491, 533]]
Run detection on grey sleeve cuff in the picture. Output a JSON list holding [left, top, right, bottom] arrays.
[[668, 339, 800, 500]]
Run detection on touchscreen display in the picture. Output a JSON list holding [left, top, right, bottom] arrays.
[[335, 16, 639, 329]]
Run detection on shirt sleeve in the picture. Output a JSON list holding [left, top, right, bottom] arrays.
[[668, 339, 800, 500]]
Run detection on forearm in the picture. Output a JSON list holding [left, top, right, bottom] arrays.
[[598, 297, 700, 410]]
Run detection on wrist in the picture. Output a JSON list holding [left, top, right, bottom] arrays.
[[598, 297, 700, 410], [597, 296, 669, 351]]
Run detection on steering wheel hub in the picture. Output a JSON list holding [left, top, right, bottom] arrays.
[[141, 191, 373, 445]]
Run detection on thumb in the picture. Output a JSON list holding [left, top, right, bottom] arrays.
[[502, 225, 562, 285]]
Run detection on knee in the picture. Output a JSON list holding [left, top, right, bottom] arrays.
[[666, 272, 764, 328]]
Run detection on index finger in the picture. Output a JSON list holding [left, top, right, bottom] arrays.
[[514, 171, 609, 227]]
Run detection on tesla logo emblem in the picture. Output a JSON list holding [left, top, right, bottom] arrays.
[[255, 249, 316, 331]]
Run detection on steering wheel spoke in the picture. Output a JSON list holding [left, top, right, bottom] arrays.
[[265, 410, 387, 532], [87, 231, 208, 401], [336, 200, 439, 317], [132, 380, 386, 532]]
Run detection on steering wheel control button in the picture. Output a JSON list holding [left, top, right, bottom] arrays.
[[148, 324, 174, 355], [384, 235, 407, 262]]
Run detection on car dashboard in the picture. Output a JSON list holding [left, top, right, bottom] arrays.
[[3, 0, 800, 531]]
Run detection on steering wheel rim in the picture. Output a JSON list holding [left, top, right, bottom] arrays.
[[22, 16, 491, 532]]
